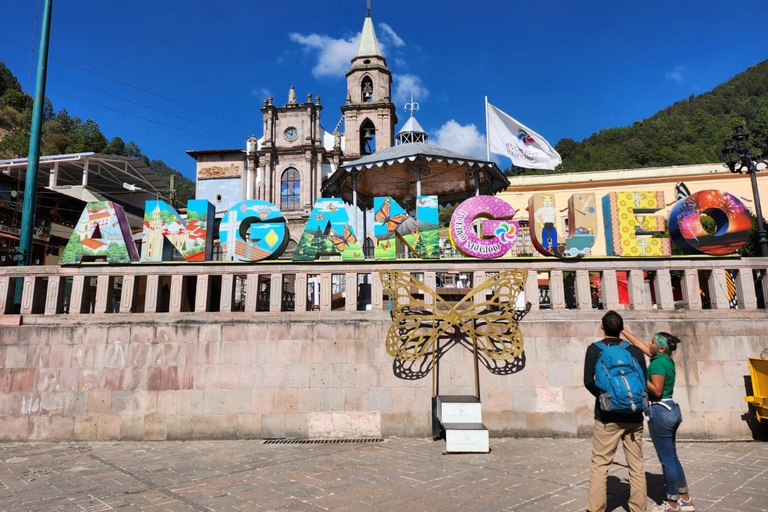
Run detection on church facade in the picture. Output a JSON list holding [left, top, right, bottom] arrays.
[[188, 9, 397, 258]]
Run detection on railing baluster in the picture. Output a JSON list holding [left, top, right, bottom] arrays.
[[270, 274, 282, 313], [94, 274, 111, 314], [69, 275, 85, 315], [295, 273, 307, 312], [144, 275, 159, 314], [473, 271, 486, 305], [525, 270, 539, 310], [575, 270, 592, 310], [600, 269, 621, 310], [708, 270, 730, 309], [195, 274, 210, 313], [20, 276, 36, 315], [371, 271, 383, 311], [549, 269, 565, 310], [245, 273, 259, 312], [681, 269, 702, 310], [0, 276, 10, 314], [735, 268, 757, 310], [319, 273, 332, 312], [424, 272, 436, 307], [220, 274, 234, 312], [44, 276, 63, 315], [654, 269, 675, 310], [345, 272, 357, 312], [121, 275, 135, 314], [628, 269, 649, 310]]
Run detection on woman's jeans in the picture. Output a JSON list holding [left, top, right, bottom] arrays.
[[646, 401, 689, 501]]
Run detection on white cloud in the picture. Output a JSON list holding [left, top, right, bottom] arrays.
[[379, 23, 405, 47], [433, 120, 487, 159], [393, 74, 429, 105], [666, 66, 685, 84], [289, 32, 361, 78], [252, 87, 271, 99]]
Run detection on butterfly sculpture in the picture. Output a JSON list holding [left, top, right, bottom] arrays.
[[329, 223, 356, 252], [380, 270, 528, 383], [315, 213, 324, 221], [375, 197, 409, 231]]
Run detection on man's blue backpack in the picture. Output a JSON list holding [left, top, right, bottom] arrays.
[[594, 341, 647, 414]]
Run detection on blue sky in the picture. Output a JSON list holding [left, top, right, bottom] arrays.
[[1, 0, 766, 178]]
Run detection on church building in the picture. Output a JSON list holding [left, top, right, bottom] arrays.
[[188, 7, 398, 258]]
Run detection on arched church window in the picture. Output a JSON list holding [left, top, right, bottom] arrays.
[[360, 119, 376, 155], [361, 76, 374, 103], [280, 168, 301, 211]]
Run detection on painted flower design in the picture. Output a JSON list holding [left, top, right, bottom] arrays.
[[495, 222, 517, 244]]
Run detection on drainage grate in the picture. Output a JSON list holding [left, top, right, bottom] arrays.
[[262, 438, 384, 445]]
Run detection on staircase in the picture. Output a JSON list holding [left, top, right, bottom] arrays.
[[436, 395, 489, 453]]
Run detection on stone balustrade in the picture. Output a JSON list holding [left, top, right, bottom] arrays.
[[1, 257, 767, 316]]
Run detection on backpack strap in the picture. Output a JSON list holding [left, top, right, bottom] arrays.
[[620, 341, 631, 350], [593, 341, 609, 351]]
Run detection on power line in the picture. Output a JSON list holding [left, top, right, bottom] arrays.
[[1, 56, 246, 138], [0, 35, 254, 129], [45, 89, 237, 144]]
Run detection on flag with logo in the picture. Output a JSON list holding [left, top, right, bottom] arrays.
[[487, 102, 562, 170]]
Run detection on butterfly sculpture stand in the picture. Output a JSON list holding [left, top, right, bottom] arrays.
[[379, 269, 529, 401]]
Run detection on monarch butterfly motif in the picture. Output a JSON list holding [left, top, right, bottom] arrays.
[[353, 252, 360, 259], [380, 240, 391, 250], [327, 203, 338, 212], [375, 197, 409, 231], [380, 269, 528, 365], [315, 213, 324, 221], [417, 198, 432, 207], [329, 223, 356, 252]]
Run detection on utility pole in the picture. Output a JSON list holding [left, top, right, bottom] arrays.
[[170, 174, 176, 207], [17, 0, 54, 266]]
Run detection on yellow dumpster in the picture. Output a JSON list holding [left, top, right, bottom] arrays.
[[746, 358, 768, 422]]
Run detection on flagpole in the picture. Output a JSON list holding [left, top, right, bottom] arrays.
[[485, 96, 490, 161]]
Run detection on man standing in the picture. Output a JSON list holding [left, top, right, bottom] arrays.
[[584, 311, 648, 512]]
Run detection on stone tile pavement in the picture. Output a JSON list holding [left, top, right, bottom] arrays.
[[0, 438, 766, 512]]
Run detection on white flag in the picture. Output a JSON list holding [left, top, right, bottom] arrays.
[[487, 103, 562, 170]]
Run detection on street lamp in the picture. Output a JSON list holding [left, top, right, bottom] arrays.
[[722, 125, 768, 257]]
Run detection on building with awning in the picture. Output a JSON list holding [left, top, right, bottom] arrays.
[[0, 152, 170, 264]]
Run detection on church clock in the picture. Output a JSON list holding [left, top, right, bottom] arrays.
[[284, 127, 298, 142]]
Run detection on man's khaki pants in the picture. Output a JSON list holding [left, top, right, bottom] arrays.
[[586, 420, 646, 512]]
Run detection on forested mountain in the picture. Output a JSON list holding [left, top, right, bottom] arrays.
[[554, 59, 768, 172], [0, 61, 195, 205]]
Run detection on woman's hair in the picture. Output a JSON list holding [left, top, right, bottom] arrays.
[[653, 332, 681, 354]]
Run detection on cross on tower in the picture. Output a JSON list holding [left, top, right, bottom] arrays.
[[367, 0, 371, 15]]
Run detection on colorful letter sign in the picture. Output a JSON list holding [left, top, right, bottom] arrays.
[[373, 196, 440, 259], [603, 191, 672, 257], [141, 199, 214, 262], [528, 193, 598, 257], [60, 201, 138, 264], [219, 200, 287, 262], [669, 190, 752, 255], [450, 195, 517, 259], [293, 198, 363, 261]]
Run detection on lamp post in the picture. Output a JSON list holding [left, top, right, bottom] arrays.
[[722, 125, 768, 257]]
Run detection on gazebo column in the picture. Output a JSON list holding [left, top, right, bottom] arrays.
[[473, 168, 480, 196], [352, 171, 359, 238], [416, 165, 422, 197]]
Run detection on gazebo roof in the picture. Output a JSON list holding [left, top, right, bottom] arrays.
[[322, 142, 510, 209]]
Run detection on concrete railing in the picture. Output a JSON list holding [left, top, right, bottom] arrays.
[[1, 257, 767, 317]]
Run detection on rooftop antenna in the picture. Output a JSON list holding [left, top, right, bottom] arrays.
[[404, 93, 419, 118]]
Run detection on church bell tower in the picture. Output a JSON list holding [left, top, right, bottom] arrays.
[[340, 5, 398, 159]]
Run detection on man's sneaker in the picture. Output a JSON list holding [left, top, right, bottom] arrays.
[[677, 498, 695, 511], [648, 504, 680, 512]]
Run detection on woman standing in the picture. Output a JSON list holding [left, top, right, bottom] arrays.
[[622, 329, 695, 512]]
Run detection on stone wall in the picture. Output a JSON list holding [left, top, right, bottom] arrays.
[[1, 309, 765, 441]]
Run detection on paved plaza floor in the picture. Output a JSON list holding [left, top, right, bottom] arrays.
[[0, 438, 766, 512]]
